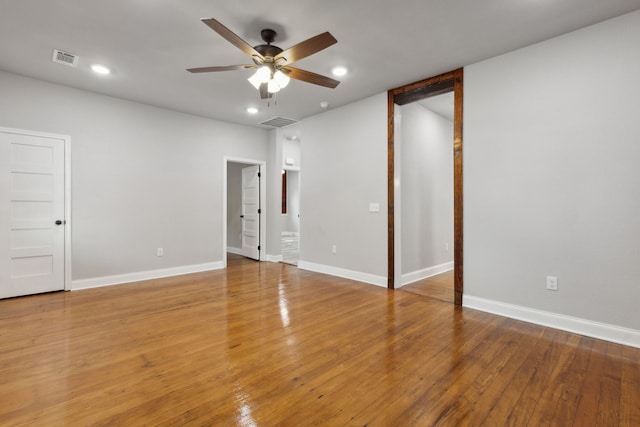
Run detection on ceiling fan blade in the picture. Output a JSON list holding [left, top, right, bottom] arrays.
[[201, 18, 264, 60], [283, 67, 340, 89], [187, 65, 255, 73], [275, 32, 337, 65]]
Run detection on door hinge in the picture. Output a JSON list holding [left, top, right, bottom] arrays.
[[258, 245, 261, 251], [257, 172, 261, 178], [258, 208, 261, 214]]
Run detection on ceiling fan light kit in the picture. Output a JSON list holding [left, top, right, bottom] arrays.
[[248, 66, 290, 94], [187, 18, 339, 99]]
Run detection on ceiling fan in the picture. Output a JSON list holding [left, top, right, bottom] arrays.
[[187, 19, 340, 99]]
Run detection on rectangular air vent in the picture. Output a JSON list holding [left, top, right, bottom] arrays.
[[259, 117, 299, 128], [52, 49, 79, 67]]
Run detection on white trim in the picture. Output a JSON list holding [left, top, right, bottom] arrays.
[[0, 126, 72, 292], [463, 295, 640, 349], [72, 261, 224, 290], [223, 157, 268, 266], [64, 136, 72, 291], [267, 254, 283, 263], [297, 261, 387, 287], [399, 261, 453, 287], [227, 246, 242, 255]]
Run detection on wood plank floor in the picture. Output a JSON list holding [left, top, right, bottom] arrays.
[[402, 270, 455, 304], [1, 255, 638, 426]]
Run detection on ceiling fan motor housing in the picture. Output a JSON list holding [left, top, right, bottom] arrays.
[[254, 29, 283, 62], [254, 44, 283, 60]]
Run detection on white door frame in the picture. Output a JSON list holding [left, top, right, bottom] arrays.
[[0, 126, 72, 291], [223, 157, 267, 266]]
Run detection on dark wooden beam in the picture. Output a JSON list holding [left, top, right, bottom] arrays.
[[393, 80, 454, 106]]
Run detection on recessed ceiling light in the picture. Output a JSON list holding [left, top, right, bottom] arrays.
[[331, 66, 348, 77], [246, 107, 259, 114], [91, 64, 111, 75]]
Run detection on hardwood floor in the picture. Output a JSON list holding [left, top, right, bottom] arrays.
[[402, 270, 455, 304], [1, 255, 638, 426]]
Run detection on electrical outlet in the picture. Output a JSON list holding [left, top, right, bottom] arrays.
[[332, 245, 337, 254], [546, 276, 558, 291], [157, 248, 164, 257]]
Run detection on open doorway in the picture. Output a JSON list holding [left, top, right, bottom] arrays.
[[224, 158, 267, 265], [387, 68, 463, 305], [281, 168, 300, 265], [397, 93, 455, 302]]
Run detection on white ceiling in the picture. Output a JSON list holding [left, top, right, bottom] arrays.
[[2, 0, 639, 128]]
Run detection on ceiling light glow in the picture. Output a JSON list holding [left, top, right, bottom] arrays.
[[267, 78, 281, 94], [246, 107, 259, 114], [91, 64, 111, 75], [331, 66, 347, 77], [273, 70, 290, 89]]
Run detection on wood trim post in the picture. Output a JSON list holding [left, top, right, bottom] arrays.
[[452, 69, 464, 305], [387, 91, 395, 289]]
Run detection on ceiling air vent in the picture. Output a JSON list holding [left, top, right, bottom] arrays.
[[52, 49, 79, 67], [259, 117, 299, 128]]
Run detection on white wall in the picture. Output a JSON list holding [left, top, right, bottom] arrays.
[[0, 70, 269, 283], [299, 93, 388, 284], [282, 137, 301, 169], [464, 10, 640, 331], [266, 129, 282, 259], [400, 103, 454, 276]]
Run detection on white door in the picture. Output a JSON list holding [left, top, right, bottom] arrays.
[[241, 165, 260, 260], [0, 131, 66, 298]]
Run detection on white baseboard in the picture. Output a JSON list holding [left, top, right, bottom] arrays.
[[227, 246, 242, 255], [72, 261, 225, 291], [297, 261, 387, 287], [399, 261, 453, 287], [463, 295, 640, 349], [267, 254, 283, 262]]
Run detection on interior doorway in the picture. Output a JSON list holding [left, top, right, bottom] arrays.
[[387, 68, 464, 305], [224, 157, 267, 265], [281, 168, 300, 265], [397, 93, 455, 300]]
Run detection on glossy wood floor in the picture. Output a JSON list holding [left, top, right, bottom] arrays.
[[402, 270, 455, 304], [1, 255, 639, 426]]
